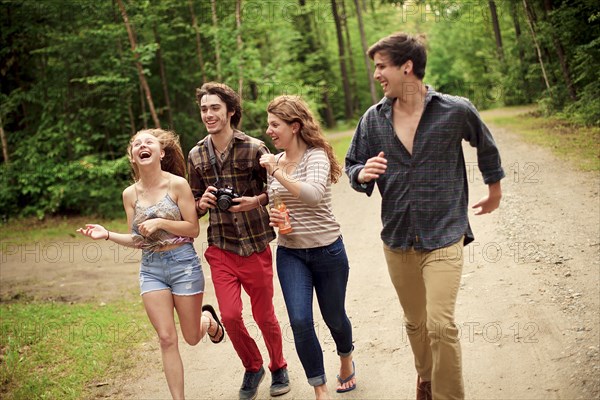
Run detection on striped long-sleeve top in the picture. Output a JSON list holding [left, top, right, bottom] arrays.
[[268, 147, 341, 249]]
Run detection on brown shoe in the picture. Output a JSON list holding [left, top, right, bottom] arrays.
[[416, 376, 432, 400]]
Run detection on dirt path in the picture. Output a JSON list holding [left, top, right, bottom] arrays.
[[1, 107, 598, 399]]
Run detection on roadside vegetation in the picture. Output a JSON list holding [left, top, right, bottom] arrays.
[[0, 299, 149, 399], [485, 109, 600, 172]]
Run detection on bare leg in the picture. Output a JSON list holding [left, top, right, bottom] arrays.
[[172, 293, 222, 343], [143, 290, 184, 400], [173, 293, 204, 345], [314, 383, 330, 400]]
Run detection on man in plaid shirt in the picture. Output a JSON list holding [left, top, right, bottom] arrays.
[[345, 33, 504, 400], [188, 82, 290, 400]]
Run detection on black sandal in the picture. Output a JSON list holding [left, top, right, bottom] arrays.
[[202, 304, 224, 344]]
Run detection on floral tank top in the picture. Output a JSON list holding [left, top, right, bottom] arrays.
[[131, 181, 194, 252]]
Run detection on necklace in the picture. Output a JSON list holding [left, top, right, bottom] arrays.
[[214, 137, 233, 160]]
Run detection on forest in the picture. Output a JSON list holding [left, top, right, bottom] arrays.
[[1, 0, 598, 220]]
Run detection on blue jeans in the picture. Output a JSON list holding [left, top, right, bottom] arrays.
[[276, 236, 353, 386]]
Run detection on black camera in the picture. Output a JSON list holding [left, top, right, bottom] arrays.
[[211, 187, 241, 211]]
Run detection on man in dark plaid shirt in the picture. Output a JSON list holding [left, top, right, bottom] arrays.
[[345, 33, 504, 400], [188, 82, 290, 400]]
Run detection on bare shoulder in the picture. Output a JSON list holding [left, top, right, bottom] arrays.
[[169, 174, 193, 196], [122, 184, 137, 207], [169, 174, 190, 187], [123, 184, 135, 197]]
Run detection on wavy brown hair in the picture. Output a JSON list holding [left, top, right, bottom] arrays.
[[127, 129, 186, 181], [267, 95, 342, 184]]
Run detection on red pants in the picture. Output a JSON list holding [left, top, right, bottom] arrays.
[[205, 245, 287, 373]]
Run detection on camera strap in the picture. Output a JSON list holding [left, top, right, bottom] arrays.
[[205, 136, 221, 186]]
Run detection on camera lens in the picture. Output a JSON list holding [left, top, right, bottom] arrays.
[[216, 195, 232, 210]]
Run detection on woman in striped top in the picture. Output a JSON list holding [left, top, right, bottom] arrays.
[[260, 96, 356, 399]]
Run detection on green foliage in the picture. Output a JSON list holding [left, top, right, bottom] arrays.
[[1, 0, 597, 220], [1, 156, 131, 220], [0, 300, 149, 399], [485, 111, 600, 171]]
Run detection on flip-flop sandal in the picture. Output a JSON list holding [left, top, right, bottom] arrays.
[[202, 304, 224, 344], [336, 360, 356, 393]]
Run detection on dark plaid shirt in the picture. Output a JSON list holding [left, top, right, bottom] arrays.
[[345, 87, 505, 251], [188, 130, 275, 256]]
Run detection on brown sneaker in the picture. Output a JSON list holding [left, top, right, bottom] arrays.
[[416, 375, 432, 400]]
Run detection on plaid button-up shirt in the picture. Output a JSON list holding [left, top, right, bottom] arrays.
[[345, 87, 505, 251], [188, 130, 275, 256]]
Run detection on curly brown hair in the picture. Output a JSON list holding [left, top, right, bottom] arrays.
[[127, 129, 186, 181], [267, 95, 342, 184]]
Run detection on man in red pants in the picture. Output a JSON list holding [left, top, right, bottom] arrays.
[[188, 82, 290, 400]]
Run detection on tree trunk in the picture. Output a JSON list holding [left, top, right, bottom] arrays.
[[322, 90, 335, 129], [331, 0, 353, 120], [354, 0, 377, 104], [64, 55, 74, 160], [112, 0, 135, 136], [116, 0, 161, 128], [488, 0, 505, 62], [522, 0, 552, 95], [127, 92, 136, 135], [236, 0, 244, 127], [210, 0, 223, 81], [510, 1, 523, 56], [139, 82, 148, 130], [236, 0, 244, 99], [0, 114, 9, 164], [510, 0, 531, 102], [153, 24, 174, 128], [298, 0, 336, 128], [542, 0, 577, 100], [340, 0, 359, 112], [188, 0, 207, 83]]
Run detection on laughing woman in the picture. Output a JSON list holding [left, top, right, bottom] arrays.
[[259, 96, 356, 400], [77, 129, 224, 400]]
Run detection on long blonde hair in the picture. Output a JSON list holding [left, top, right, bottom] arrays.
[[267, 95, 342, 183], [127, 129, 186, 181]]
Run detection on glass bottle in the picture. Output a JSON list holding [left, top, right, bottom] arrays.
[[272, 188, 292, 234]]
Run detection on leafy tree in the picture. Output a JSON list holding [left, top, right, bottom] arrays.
[[1, 0, 596, 221]]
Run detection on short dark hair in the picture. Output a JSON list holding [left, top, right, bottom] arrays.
[[196, 82, 242, 128], [367, 32, 427, 80]]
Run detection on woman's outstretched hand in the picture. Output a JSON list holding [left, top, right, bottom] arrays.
[[76, 224, 109, 240]]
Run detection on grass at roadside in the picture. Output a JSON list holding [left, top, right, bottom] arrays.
[[0, 216, 128, 244], [0, 298, 150, 399], [324, 120, 358, 136], [485, 110, 600, 172], [329, 135, 353, 164]]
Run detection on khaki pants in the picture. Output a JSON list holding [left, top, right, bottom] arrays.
[[383, 239, 465, 400]]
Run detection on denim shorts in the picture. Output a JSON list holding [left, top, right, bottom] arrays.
[[139, 243, 205, 296]]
